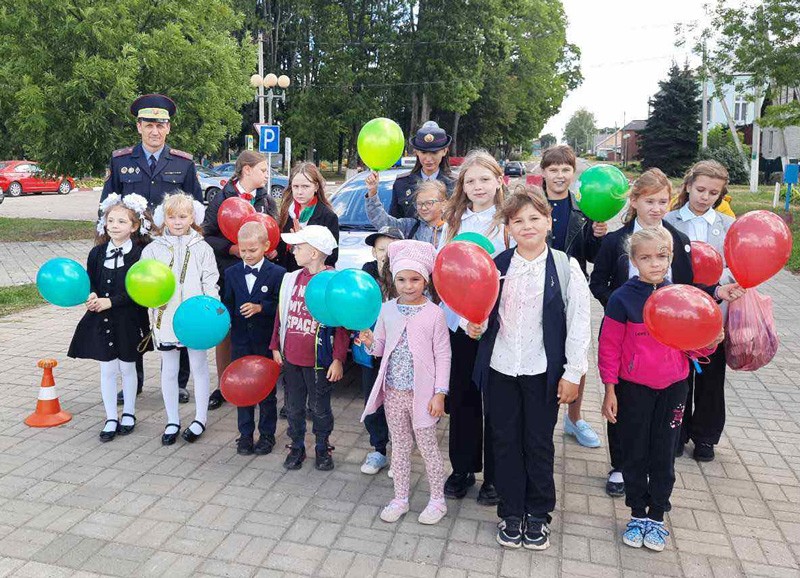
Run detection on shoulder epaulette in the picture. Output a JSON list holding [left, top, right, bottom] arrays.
[[112, 147, 133, 158], [170, 148, 194, 160]]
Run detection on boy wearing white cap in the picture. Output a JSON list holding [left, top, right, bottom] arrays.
[[270, 226, 349, 471]]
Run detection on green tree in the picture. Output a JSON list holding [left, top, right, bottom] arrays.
[[640, 63, 701, 177], [0, 0, 253, 176], [563, 108, 596, 155], [539, 133, 557, 148]]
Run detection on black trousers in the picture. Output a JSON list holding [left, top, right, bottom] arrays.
[[361, 361, 389, 453], [680, 346, 727, 446], [617, 378, 688, 522], [446, 329, 494, 483], [607, 420, 623, 472], [233, 346, 277, 440], [284, 360, 334, 451], [485, 370, 558, 521], [135, 349, 189, 389]]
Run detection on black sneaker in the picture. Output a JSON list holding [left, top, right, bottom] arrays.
[[477, 482, 500, 506], [283, 445, 306, 470], [444, 472, 476, 499], [605, 470, 625, 497], [237, 436, 254, 456], [178, 388, 190, 404], [523, 515, 551, 550], [254, 435, 276, 455], [496, 517, 523, 549], [693, 442, 715, 462], [315, 444, 335, 471]]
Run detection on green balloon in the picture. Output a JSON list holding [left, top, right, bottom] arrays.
[[453, 232, 495, 254], [125, 259, 176, 308], [575, 164, 629, 222], [357, 118, 405, 171]]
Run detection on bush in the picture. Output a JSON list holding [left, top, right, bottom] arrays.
[[696, 146, 749, 185]]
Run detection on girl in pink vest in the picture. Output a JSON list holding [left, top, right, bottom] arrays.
[[360, 240, 452, 525]]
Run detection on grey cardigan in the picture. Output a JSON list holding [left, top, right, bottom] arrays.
[[365, 194, 444, 246]]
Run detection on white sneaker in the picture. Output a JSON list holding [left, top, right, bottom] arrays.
[[418, 501, 447, 525], [360, 451, 388, 475], [380, 499, 409, 523]]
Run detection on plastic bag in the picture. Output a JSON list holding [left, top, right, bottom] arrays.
[[725, 289, 779, 371]]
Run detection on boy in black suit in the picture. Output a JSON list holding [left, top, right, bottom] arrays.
[[223, 221, 287, 455]]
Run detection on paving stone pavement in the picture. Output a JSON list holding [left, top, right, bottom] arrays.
[[1, 246, 800, 577], [0, 241, 94, 287]]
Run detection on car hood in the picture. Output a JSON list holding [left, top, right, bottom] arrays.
[[336, 230, 374, 271]]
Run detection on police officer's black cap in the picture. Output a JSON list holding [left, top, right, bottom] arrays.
[[130, 94, 176, 123], [409, 121, 452, 152], [365, 226, 405, 246]]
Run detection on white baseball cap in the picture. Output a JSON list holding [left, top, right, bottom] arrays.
[[281, 225, 338, 256]]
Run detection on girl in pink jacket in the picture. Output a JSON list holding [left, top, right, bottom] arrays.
[[360, 240, 452, 526]]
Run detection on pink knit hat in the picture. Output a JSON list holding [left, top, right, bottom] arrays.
[[388, 240, 436, 281]]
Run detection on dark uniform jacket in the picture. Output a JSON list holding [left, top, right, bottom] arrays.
[[101, 143, 203, 208], [275, 203, 340, 272], [389, 170, 455, 219], [547, 192, 603, 276]]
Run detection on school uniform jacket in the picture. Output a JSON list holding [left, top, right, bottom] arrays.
[[275, 202, 340, 271], [663, 208, 734, 285], [389, 171, 455, 219], [548, 192, 603, 275]]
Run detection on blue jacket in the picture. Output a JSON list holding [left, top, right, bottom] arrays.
[[472, 248, 568, 399], [223, 260, 286, 356]]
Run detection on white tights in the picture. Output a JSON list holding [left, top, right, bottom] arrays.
[[100, 359, 137, 431], [161, 348, 209, 434]]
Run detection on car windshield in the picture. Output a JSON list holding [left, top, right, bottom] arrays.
[[330, 172, 397, 229], [197, 167, 220, 178]]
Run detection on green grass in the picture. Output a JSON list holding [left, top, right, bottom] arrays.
[[0, 217, 95, 242], [0, 284, 45, 317]]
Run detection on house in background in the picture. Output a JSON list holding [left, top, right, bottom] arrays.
[[761, 85, 800, 171], [702, 74, 759, 130], [593, 120, 646, 163], [594, 132, 621, 160]]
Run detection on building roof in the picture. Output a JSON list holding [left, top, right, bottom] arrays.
[[623, 120, 647, 132]]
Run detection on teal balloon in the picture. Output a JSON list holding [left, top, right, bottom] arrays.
[[357, 118, 405, 171], [125, 259, 176, 308], [305, 270, 340, 327], [325, 269, 382, 330], [173, 296, 231, 350], [575, 164, 629, 222], [36, 258, 90, 307], [453, 232, 495, 254]]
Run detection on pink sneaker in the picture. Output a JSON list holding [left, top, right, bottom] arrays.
[[380, 499, 409, 523], [418, 500, 447, 525]]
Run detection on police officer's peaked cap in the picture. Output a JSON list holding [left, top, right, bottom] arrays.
[[130, 94, 176, 123], [409, 121, 452, 152]]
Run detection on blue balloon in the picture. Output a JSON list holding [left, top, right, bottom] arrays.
[[36, 258, 90, 307], [305, 270, 340, 327], [173, 296, 231, 350], [325, 269, 382, 330]]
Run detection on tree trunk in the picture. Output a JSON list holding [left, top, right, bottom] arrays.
[[420, 91, 431, 124], [336, 132, 344, 174], [410, 90, 419, 135], [452, 112, 460, 155], [347, 123, 359, 169]]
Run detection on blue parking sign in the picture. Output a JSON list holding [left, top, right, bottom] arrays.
[[254, 124, 280, 154]]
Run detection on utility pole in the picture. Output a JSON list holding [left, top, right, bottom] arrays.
[[750, 80, 763, 193], [701, 42, 708, 149], [257, 32, 265, 125]]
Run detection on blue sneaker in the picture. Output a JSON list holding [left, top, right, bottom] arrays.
[[622, 518, 647, 548], [563, 414, 601, 448], [643, 520, 669, 552], [360, 451, 388, 475]]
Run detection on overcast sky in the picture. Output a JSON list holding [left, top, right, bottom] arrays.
[[541, 0, 709, 138]]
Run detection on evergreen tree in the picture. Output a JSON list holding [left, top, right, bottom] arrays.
[[640, 63, 701, 177]]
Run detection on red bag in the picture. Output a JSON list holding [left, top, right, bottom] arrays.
[[725, 289, 779, 371]]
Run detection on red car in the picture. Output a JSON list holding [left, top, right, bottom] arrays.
[[0, 160, 75, 197]]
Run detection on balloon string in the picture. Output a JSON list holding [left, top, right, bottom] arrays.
[[692, 359, 703, 374]]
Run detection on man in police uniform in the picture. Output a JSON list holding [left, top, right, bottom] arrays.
[[389, 121, 455, 219], [103, 94, 199, 405], [101, 94, 203, 207]]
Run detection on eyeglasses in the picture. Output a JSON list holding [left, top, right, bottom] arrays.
[[415, 200, 440, 210]]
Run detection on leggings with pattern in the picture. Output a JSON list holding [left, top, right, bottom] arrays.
[[384, 387, 445, 501]]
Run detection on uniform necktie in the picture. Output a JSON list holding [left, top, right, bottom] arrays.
[[149, 155, 157, 174], [244, 265, 259, 276]]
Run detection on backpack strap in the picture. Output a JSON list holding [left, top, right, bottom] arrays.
[[551, 249, 571, 304]]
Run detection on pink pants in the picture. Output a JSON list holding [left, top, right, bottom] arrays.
[[384, 388, 445, 501]]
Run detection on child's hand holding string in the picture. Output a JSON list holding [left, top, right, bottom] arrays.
[[365, 172, 379, 198], [358, 329, 374, 349]]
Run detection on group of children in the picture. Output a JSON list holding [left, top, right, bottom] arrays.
[[67, 140, 746, 553]]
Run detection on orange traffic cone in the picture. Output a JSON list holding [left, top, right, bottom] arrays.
[[25, 359, 71, 427]]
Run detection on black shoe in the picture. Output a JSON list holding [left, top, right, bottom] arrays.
[[477, 482, 500, 506], [208, 389, 224, 410], [99, 419, 119, 443], [283, 445, 306, 470], [162, 423, 180, 446], [254, 435, 276, 455], [523, 515, 551, 550], [444, 472, 476, 499], [693, 442, 715, 462], [496, 517, 523, 549], [315, 443, 335, 471], [118, 413, 136, 435], [676, 441, 685, 457], [605, 470, 625, 497], [279, 406, 288, 419], [237, 436, 254, 455], [179, 388, 190, 404], [117, 384, 143, 406], [182, 420, 206, 443]]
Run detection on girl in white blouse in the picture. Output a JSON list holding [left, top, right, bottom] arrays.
[[469, 187, 591, 550]]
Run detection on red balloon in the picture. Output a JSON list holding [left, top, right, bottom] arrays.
[[433, 241, 499, 324], [643, 284, 723, 351], [220, 355, 280, 407], [241, 213, 281, 253], [724, 210, 792, 288], [218, 197, 256, 243], [690, 241, 723, 285]]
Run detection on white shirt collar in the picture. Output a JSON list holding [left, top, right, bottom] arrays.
[[246, 258, 265, 271], [462, 205, 497, 221], [679, 203, 716, 226], [633, 218, 665, 232], [235, 180, 255, 196], [421, 169, 439, 181], [106, 239, 133, 257]]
